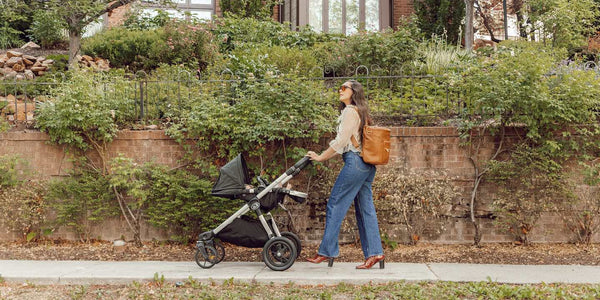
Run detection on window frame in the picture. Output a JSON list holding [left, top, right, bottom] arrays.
[[296, 0, 390, 34]]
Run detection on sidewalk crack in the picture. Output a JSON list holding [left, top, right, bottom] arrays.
[[426, 264, 441, 280]]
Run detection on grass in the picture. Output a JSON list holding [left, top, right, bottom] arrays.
[[2, 280, 600, 299]]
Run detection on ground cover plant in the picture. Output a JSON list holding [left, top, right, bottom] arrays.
[[1, 280, 600, 299]]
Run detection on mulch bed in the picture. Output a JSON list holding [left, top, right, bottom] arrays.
[[1, 240, 600, 265]]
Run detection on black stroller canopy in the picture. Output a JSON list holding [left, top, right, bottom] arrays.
[[212, 154, 250, 198]]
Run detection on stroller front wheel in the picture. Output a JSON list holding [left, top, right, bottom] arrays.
[[262, 237, 297, 271], [195, 245, 219, 269]]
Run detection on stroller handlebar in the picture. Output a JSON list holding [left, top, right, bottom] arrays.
[[286, 157, 311, 176]]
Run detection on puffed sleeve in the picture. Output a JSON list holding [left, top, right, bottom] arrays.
[[329, 107, 360, 154]]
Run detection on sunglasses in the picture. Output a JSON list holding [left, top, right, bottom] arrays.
[[339, 85, 353, 92]]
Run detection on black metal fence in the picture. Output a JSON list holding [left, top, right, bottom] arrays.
[[0, 67, 471, 126]]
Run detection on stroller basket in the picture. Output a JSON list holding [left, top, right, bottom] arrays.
[[196, 154, 311, 271]]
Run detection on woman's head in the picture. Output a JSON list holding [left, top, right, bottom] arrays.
[[338, 80, 371, 132]]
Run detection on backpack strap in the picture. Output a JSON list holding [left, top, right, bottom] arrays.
[[348, 106, 361, 149]]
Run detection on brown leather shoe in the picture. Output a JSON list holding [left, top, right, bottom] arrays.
[[306, 254, 334, 267], [356, 255, 385, 269]]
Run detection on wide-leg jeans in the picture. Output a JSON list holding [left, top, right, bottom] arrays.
[[317, 151, 384, 259]]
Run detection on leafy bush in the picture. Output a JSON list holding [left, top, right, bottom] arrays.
[[312, 27, 420, 77], [559, 164, 600, 244], [166, 75, 337, 175], [0, 155, 29, 188], [35, 70, 136, 154], [0, 155, 49, 242], [123, 8, 171, 31], [489, 145, 570, 245], [144, 165, 238, 243], [414, 0, 464, 45], [220, 0, 279, 19], [219, 45, 320, 78], [108, 156, 238, 244], [82, 27, 166, 71], [158, 20, 218, 72], [373, 168, 459, 245], [46, 162, 117, 242], [0, 180, 49, 242], [82, 20, 218, 72], [26, 9, 67, 48], [208, 16, 321, 53]]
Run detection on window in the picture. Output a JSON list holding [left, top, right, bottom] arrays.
[[142, 0, 214, 21], [298, 0, 389, 34]]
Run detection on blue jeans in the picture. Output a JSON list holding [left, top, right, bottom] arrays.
[[318, 151, 384, 259]]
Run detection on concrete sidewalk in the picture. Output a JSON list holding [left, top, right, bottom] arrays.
[[2, 260, 600, 285]]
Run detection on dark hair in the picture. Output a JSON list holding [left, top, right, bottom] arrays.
[[339, 80, 371, 139]]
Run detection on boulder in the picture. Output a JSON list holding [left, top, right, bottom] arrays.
[[23, 55, 37, 62], [5, 57, 22, 68], [4, 71, 17, 80], [30, 66, 47, 72], [24, 70, 35, 80], [20, 41, 40, 49], [23, 58, 34, 66], [12, 63, 25, 72], [6, 51, 23, 58]]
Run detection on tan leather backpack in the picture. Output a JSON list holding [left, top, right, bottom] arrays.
[[349, 107, 391, 165]]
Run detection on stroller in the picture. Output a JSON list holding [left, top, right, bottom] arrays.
[[195, 154, 311, 271]]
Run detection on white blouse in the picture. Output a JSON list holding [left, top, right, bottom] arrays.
[[329, 105, 361, 154]]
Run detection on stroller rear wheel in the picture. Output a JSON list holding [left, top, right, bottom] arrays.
[[262, 237, 297, 271], [281, 232, 301, 259], [195, 245, 219, 269]]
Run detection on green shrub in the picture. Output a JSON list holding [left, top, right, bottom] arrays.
[[35, 70, 137, 168], [489, 145, 571, 245], [82, 27, 165, 71], [166, 75, 337, 175], [123, 8, 171, 30], [157, 20, 218, 72], [46, 162, 117, 242], [144, 165, 238, 242], [26, 9, 67, 48], [83, 20, 218, 72], [312, 27, 420, 77], [0, 154, 30, 188], [220, 0, 279, 19], [209, 16, 320, 53]]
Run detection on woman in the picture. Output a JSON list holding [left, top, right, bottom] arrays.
[[305, 80, 385, 270]]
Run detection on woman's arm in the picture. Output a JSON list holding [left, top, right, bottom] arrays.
[[306, 147, 337, 162]]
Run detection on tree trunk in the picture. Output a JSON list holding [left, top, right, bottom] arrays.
[[475, 4, 501, 43], [464, 0, 475, 51], [68, 30, 81, 69]]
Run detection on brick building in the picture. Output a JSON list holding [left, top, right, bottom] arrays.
[[107, 0, 414, 33]]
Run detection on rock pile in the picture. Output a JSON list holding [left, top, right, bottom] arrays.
[[0, 50, 54, 80], [76, 54, 110, 71]]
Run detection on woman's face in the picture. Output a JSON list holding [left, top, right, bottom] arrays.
[[339, 81, 353, 105]]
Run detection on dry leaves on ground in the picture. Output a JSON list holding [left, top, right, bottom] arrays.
[[1, 240, 600, 265]]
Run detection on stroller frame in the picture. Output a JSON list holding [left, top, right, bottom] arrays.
[[195, 156, 311, 271]]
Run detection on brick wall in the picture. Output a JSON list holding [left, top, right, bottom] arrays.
[[0, 129, 593, 244], [393, 0, 414, 29]]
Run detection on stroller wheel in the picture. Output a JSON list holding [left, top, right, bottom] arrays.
[[281, 232, 301, 259], [262, 237, 297, 271], [215, 241, 225, 263], [195, 245, 219, 269]]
